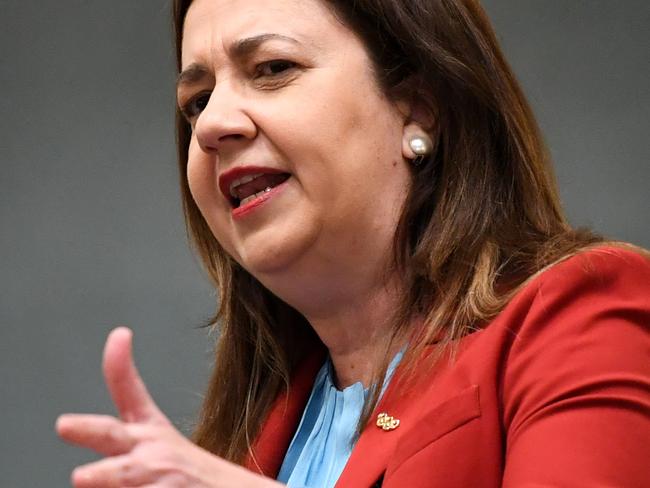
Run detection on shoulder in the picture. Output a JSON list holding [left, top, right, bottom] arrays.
[[494, 244, 650, 486], [501, 242, 650, 357], [533, 243, 650, 299], [498, 243, 650, 429], [496, 244, 650, 340]]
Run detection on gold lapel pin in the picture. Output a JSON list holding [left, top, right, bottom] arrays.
[[376, 412, 400, 431]]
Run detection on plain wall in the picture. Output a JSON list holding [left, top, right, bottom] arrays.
[[1, 1, 648, 486]]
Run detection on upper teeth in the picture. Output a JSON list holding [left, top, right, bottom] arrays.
[[229, 173, 264, 198]]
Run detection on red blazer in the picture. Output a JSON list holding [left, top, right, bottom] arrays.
[[246, 247, 650, 487]]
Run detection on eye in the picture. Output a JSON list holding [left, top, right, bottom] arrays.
[[181, 92, 211, 121], [255, 59, 297, 78]]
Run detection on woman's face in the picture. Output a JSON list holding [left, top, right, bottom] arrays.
[[180, 0, 413, 300]]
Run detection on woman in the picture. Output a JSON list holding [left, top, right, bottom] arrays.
[[57, 0, 650, 486]]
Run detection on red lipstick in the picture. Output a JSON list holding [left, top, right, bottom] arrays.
[[218, 166, 290, 219]]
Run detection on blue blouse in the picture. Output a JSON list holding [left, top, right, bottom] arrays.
[[277, 352, 403, 488]]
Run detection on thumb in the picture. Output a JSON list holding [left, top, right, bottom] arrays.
[[102, 327, 167, 424]]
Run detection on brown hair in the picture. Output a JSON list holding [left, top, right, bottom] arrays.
[[172, 0, 601, 464]]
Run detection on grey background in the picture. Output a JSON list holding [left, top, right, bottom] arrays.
[[1, 1, 648, 486]]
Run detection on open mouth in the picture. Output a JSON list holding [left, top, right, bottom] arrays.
[[228, 172, 291, 209]]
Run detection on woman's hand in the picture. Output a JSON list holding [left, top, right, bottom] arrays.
[[56, 327, 282, 488]]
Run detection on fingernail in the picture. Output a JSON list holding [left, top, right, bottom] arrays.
[[72, 467, 92, 484], [55, 415, 69, 432]]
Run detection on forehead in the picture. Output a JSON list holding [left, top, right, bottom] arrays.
[[182, 0, 343, 68]]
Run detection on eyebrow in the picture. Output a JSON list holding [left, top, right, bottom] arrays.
[[230, 33, 300, 58], [176, 63, 211, 89], [176, 34, 301, 90]]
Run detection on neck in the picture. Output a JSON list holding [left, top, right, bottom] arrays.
[[302, 281, 406, 389]]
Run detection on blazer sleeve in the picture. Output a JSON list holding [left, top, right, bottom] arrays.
[[501, 248, 650, 487]]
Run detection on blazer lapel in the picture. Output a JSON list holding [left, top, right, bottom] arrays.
[[335, 372, 418, 487], [336, 337, 484, 487], [245, 349, 326, 478], [249, 352, 417, 486]]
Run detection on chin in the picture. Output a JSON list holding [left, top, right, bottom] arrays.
[[235, 222, 318, 279]]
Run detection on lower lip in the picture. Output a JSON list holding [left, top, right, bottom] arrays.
[[231, 180, 288, 220]]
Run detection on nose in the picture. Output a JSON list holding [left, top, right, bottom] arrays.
[[193, 83, 257, 153]]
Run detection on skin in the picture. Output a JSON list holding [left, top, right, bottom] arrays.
[[57, 0, 430, 485]]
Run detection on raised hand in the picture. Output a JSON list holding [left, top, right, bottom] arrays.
[[56, 327, 282, 488]]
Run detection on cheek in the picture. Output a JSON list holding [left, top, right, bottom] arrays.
[[268, 88, 398, 185], [185, 139, 235, 248], [186, 139, 213, 210], [300, 93, 405, 205]]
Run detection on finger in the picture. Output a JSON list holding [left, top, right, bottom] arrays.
[[71, 455, 148, 488], [102, 327, 166, 424], [56, 414, 137, 456]]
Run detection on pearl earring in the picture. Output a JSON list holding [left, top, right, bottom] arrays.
[[409, 135, 433, 166]]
